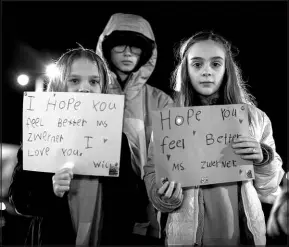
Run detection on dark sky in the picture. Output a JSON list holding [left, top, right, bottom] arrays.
[[2, 1, 288, 170]]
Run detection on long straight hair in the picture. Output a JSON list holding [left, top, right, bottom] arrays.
[[171, 31, 256, 108], [46, 47, 110, 93]]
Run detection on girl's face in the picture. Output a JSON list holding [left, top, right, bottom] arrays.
[[110, 45, 141, 74], [66, 58, 103, 93], [187, 40, 226, 96]]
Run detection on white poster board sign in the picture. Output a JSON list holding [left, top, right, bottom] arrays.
[[23, 92, 124, 176], [152, 104, 254, 187]]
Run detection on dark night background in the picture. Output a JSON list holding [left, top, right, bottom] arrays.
[[1, 0, 288, 245], [2, 0, 287, 169]]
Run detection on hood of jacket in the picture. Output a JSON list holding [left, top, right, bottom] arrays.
[[95, 14, 173, 239], [96, 13, 157, 95]]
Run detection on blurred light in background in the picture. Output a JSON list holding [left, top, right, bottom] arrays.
[[35, 76, 45, 92], [17, 74, 29, 86], [46, 63, 59, 79], [1, 202, 6, 211], [2, 144, 19, 200]]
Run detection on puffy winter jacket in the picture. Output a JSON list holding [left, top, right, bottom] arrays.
[[144, 105, 284, 245], [96, 13, 173, 238]]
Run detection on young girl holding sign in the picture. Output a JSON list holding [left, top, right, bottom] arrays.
[[144, 31, 284, 245], [9, 47, 138, 246]]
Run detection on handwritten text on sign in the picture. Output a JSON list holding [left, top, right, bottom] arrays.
[[152, 104, 254, 187], [23, 92, 124, 176]]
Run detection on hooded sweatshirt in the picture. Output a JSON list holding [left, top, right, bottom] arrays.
[[95, 13, 173, 238], [97, 13, 172, 177]]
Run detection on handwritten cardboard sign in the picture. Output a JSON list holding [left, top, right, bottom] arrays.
[[152, 104, 254, 187], [22, 92, 124, 176]]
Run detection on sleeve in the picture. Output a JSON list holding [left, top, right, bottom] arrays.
[[267, 174, 289, 235], [157, 91, 174, 110], [144, 132, 182, 213], [253, 112, 285, 203], [8, 147, 65, 217]]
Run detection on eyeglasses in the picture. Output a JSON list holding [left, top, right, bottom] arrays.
[[112, 45, 142, 55]]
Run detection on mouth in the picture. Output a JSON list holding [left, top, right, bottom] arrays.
[[200, 81, 214, 84], [200, 81, 214, 87], [121, 60, 133, 65]]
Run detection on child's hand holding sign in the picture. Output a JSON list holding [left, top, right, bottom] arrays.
[[52, 162, 74, 197], [157, 178, 183, 205]]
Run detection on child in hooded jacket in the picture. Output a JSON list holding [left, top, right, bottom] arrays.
[[96, 13, 173, 244]]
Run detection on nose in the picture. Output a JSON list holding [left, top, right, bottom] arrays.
[[202, 71, 211, 77], [202, 64, 212, 77], [123, 46, 132, 56], [78, 87, 91, 93], [77, 79, 92, 93]]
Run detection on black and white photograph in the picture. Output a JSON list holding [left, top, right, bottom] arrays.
[[1, 1, 288, 246]]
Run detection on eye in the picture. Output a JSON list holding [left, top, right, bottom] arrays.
[[90, 79, 100, 85], [192, 62, 202, 69], [212, 61, 222, 68], [69, 78, 79, 84], [113, 45, 126, 53], [131, 47, 142, 55]]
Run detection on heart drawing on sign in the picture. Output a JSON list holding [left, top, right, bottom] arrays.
[[167, 154, 171, 161]]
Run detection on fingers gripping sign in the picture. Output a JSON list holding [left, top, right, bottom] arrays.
[[157, 178, 183, 205], [52, 162, 74, 197], [231, 136, 263, 164]]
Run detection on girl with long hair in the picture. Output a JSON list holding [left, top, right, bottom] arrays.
[[144, 31, 284, 246]]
